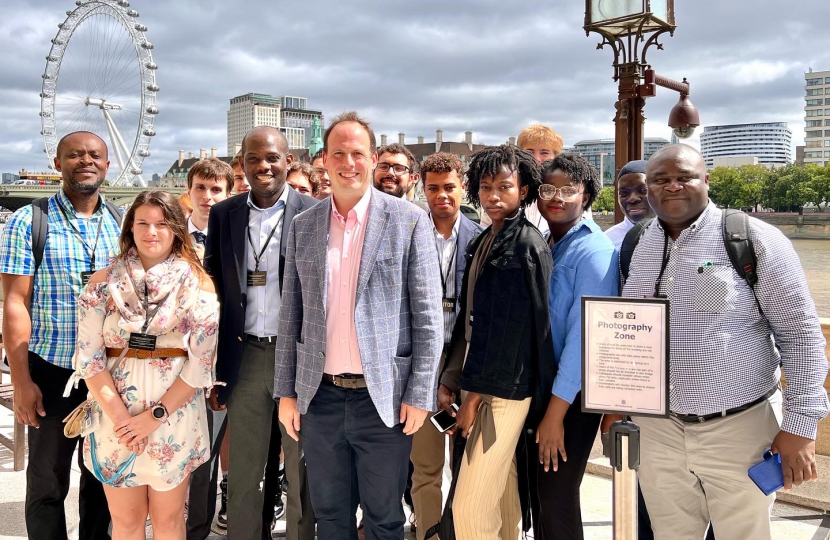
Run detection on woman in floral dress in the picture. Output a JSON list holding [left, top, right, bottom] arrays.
[[71, 190, 218, 540]]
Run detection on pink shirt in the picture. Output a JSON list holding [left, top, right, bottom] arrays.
[[324, 188, 372, 375]]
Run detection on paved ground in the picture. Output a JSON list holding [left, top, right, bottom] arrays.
[[1, 407, 828, 539]]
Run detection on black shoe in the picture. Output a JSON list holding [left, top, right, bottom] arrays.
[[217, 475, 228, 530]]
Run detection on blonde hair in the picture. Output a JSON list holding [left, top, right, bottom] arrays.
[[516, 124, 564, 156]]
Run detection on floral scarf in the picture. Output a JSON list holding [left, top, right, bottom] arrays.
[[108, 247, 199, 336]]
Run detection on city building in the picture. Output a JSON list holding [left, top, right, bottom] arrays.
[[796, 145, 805, 165], [226, 93, 323, 155], [392, 130, 489, 168], [161, 147, 311, 188], [2, 173, 20, 184], [699, 122, 792, 168], [712, 156, 760, 168], [568, 138, 670, 185], [804, 69, 830, 166], [279, 95, 324, 152]]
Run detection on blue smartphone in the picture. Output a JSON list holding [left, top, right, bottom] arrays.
[[747, 449, 784, 495]]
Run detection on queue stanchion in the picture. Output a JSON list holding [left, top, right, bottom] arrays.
[[603, 420, 640, 540]]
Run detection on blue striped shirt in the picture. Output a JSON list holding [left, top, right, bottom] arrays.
[[0, 190, 121, 369]]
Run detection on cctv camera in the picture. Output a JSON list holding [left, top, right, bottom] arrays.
[[672, 126, 695, 139]]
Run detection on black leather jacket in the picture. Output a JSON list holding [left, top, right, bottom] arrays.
[[440, 209, 555, 426]]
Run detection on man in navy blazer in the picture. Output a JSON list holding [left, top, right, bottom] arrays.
[[275, 112, 443, 540], [408, 152, 483, 538], [204, 127, 317, 540]]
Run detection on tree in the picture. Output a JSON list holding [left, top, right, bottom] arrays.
[[737, 164, 768, 211], [708, 167, 744, 208], [592, 186, 615, 212], [809, 165, 830, 211]]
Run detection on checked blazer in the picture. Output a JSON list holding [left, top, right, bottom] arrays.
[[274, 189, 444, 427]]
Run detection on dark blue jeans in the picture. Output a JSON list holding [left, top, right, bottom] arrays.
[[302, 382, 412, 540]]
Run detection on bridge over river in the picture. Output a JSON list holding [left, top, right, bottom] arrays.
[[0, 184, 185, 211]]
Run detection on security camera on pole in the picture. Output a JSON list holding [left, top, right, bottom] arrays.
[[583, 0, 700, 224]]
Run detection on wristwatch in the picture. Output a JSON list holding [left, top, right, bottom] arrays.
[[151, 403, 169, 423]]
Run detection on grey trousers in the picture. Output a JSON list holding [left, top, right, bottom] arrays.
[[638, 391, 783, 540], [227, 339, 315, 540]]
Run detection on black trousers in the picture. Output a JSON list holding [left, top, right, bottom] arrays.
[[533, 394, 602, 540], [186, 410, 227, 540], [302, 382, 411, 540], [261, 404, 283, 527], [25, 352, 111, 540]]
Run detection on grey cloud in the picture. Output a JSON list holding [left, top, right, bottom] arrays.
[[0, 0, 829, 177]]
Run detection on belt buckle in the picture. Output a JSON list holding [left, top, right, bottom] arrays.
[[330, 375, 341, 388]]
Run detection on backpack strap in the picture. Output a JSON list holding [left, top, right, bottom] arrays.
[[103, 199, 124, 228], [31, 197, 50, 274], [619, 217, 653, 286], [722, 209, 762, 315]]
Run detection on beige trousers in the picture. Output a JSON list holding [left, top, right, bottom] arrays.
[[411, 412, 449, 540], [453, 395, 531, 540], [638, 391, 783, 540]]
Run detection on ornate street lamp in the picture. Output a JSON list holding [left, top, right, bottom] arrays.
[[585, 0, 699, 223]]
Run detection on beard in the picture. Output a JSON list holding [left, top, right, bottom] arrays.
[[63, 173, 105, 195], [376, 177, 406, 198]]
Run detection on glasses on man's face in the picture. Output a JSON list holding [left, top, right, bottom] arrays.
[[538, 184, 582, 201], [376, 163, 411, 175]]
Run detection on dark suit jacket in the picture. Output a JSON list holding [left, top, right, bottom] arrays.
[[204, 187, 317, 405]]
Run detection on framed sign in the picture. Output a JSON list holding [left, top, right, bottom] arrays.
[[581, 296, 670, 418]]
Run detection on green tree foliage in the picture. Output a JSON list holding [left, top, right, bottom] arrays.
[[708, 162, 827, 212], [592, 186, 616, 212]]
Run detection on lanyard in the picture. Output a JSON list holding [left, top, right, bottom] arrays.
[[653, 229, 671, 299], [434, 233, 458, 297], [128, 276, 174, 334], [55, 196, 105, 271], [247, 212, 284, 272]]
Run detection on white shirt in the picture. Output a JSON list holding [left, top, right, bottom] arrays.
[[431, 214, 461, 345], [244, 187, 289, 336], [605, 216, 635, 250], [187, 217, 207, 236]]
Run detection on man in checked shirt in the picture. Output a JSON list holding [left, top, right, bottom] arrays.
[[621, 144, 829, 540]]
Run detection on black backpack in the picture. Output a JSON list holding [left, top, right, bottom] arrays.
[[31, 196, 123, 273], [619, 209, 762, 313]]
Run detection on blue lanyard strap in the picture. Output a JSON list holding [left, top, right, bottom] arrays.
[[88, 432, 137, 486]]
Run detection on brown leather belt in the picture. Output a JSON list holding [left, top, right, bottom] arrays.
[[322, 373, 367, 389], [106, 347, 187, 359]]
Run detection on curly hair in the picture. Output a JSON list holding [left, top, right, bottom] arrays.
[[540, 153, 602, 210], [465, 144, 540, 209], [420, 152, 464, 183]]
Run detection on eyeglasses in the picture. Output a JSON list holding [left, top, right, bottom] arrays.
[[376, 163, 411, 175], [538, 185, 582, 201]]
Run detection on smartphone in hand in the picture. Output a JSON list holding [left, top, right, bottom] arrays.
[[430, 403, 460, 433]]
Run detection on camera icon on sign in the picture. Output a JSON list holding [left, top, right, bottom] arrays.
[[614, 311, 624, 319], [626, 312, 636, 320]]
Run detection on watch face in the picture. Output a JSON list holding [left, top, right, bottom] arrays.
[[153, 407, 165, 419]]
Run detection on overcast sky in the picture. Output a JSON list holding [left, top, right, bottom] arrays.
[[0, 0, 827, 177]]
